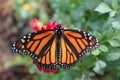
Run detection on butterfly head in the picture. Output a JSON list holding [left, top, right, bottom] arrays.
[[55, 24, 64, 39], [56, 24, 61, 30]]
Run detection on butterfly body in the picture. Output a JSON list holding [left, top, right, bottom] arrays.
[[11, 25, 99, 70]]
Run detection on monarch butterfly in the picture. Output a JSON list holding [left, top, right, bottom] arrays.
[[11, 24, 99, 70]]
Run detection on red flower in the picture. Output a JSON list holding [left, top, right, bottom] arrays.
[[29, 18, 45, 32], [46, 21, 58, 30], [29, 19, 66, 32], [33, 61, 58, 73], [29, 19, 66, 73]]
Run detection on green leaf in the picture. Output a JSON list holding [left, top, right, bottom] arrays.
[[94, 3, 112, 14], [102, 28, 113, 40], [109, 10, 117, 17], [81, 74, 90, 80], [92, 49, 100, 55], [105, 51, 120, 61], [88, 71, 95, 77], [99, 45, 108, 52], [108, 39, 120, 47], [112, 0, 119, 10], [92, 31, 102, 40], [93, 60, 106, 75], [112, 21, 120, 29], [81, 55, 96, 69]]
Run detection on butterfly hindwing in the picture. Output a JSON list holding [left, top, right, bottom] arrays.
[[35, 37, 57, 70], [59, 37, 78, 69]]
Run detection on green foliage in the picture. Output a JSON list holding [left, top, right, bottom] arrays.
[[93, 60, 106, 75], [9, 0, 120, 80], [4, 55, 32, 68], [95, 2, 112, 14]]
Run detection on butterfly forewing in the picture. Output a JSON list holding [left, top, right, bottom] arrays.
[[64, 30, 99, 55], [59, 37, 78, 69], [11, 31, 54, 58]]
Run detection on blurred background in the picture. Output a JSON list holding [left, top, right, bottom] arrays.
[[0, 0, 120, 80]]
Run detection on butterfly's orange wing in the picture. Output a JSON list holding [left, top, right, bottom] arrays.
[[11, 29, 99, 70], [11, 30, 57, 70], [59, 30, 99, 69]]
